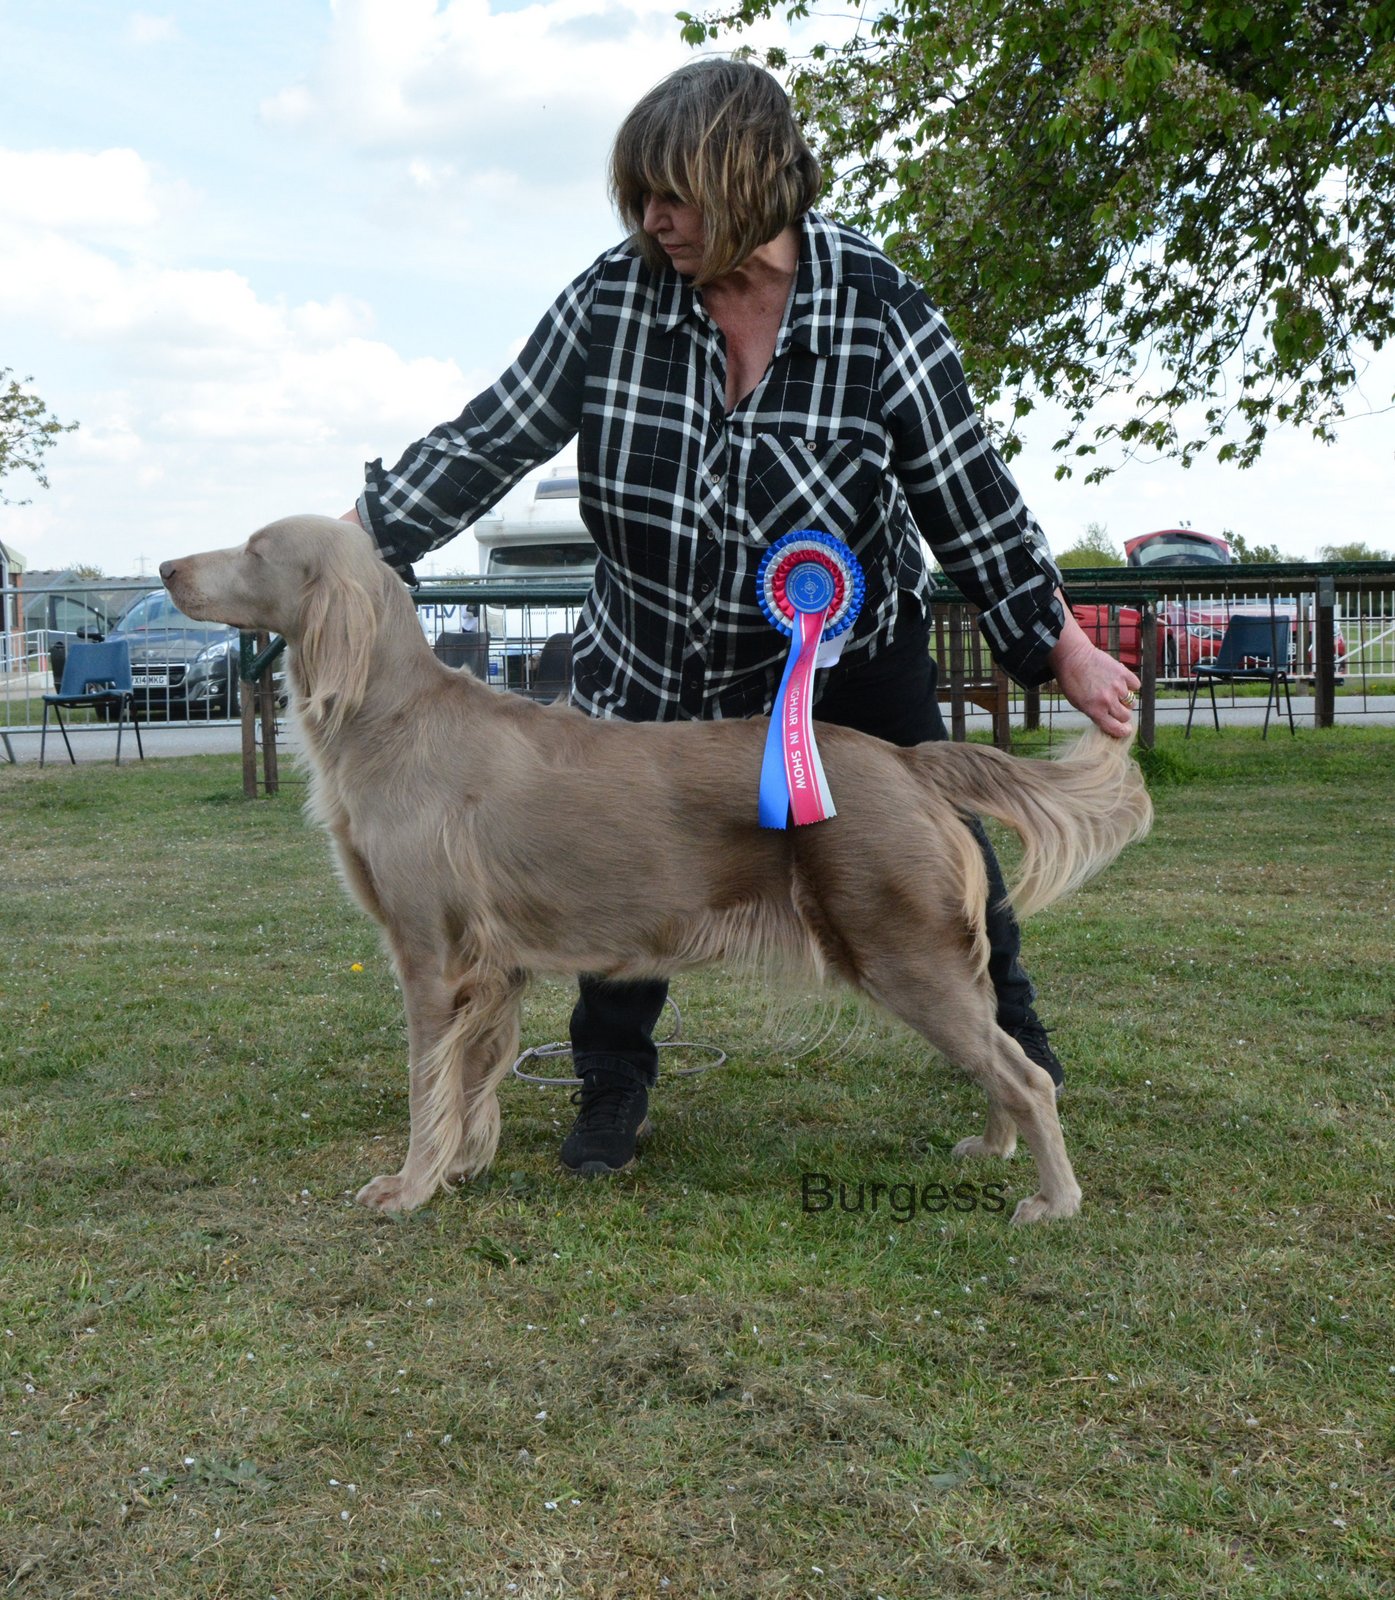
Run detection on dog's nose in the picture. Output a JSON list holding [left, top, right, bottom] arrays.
[[159, 559, 179, 585]]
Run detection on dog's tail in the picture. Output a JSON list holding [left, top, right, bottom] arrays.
[[904, 727, 1153, 920]]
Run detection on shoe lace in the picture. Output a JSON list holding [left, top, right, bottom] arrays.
[[569, 1080, 645, 1131], [1008, 1016, 1063, 1080]]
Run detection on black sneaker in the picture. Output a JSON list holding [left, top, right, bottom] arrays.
[[1008, 1014, 1065, 1091], [559, 1069, 654, 1176]]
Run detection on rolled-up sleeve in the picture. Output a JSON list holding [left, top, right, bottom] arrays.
[[357, 263, 595, 574], [882, 294, 1065, 686]]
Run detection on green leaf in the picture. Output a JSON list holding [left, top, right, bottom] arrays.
[[686, 0, 1394, 478]]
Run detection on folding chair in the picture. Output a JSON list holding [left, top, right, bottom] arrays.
[[40, 639, 146, 766], [1185, 613, 1295, 739], [432, 628, 491, 679], [530, 631, 574, 702]]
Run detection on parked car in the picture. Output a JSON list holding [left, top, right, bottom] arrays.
[[105, 588, 244, 718], [1071, 529, 1345, 680]]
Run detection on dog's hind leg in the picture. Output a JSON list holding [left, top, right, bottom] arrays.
[[964, 1029, 1081, 1225], [442, 967, 526, 1185], [951, 1100, 1019, 1162], [355, 956, 524, 1214], [853, 944, 1081, 1225]]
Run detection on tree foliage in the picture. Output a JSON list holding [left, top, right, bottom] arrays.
[[1056, 521, 1124, 566], [1225, 530, 1289, 562], [681, 1, 1395, 479], [1, 369, 76, 505], [1317, 538, 1393, 562]]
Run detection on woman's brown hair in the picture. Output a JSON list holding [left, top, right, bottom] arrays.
[[610, 57, 821, 284]]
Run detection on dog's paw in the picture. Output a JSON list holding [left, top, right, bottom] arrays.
[[354, 1171, 434, 1214], [952, 1132, 1017, 1161], [1009, 1188, 1082, 1225]]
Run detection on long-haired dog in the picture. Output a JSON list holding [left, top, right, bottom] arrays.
[[161, 516, 1152, 1224]]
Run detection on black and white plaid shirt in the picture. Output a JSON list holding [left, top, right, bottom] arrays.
[[358, 211, 1065, 721]]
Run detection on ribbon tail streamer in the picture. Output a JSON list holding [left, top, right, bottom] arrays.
[[760, 605, 835, 828], [758, 633, 802, 829]]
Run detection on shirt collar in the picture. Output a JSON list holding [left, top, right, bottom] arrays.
[[654, 258, 697, 335], [780, 210, 838, 359], [652, 210, 840, 355]]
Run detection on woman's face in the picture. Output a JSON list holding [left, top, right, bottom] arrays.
[[642, 192, 705, 276]]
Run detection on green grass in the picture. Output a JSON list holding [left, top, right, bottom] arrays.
[[2, 731, 1393, 1598]]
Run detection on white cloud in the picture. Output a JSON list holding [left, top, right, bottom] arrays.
[[5, 1, 1388, 579], [0, 147, 160, 232], [260, 0, 821, 179], [128, 12, 180, 46], [0, 190, 481, 573]]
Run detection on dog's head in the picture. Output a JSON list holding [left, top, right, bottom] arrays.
[[161, 515, 394, 739], [160, 515, 385, 635]]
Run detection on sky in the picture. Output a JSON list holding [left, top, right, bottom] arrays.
[[2, 0, 1392, 582]]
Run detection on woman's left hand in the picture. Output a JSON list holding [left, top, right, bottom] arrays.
[[1048, 608, 1141, 738]]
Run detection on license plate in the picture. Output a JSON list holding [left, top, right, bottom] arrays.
[[133, 672, 169, 688]]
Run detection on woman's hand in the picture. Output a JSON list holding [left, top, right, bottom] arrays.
[[1048, 604, 1140, 738], [339, 507, 363, 526]]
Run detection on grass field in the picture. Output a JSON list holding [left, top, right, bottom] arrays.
[[2, 729, 1392, 1598]]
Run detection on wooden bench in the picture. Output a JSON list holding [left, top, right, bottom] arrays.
[[931, 601, 1014, 749]]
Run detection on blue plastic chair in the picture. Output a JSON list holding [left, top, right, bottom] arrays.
[[40, 639, 146, 766], [1185, 613, 1295, 739]]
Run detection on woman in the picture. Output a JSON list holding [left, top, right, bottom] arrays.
[[344, 58, 1139, 1175]]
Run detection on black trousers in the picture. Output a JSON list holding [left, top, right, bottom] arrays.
[[570, 614, 1036, 1085]]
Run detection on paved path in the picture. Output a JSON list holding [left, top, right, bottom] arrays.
[[2, 720, 301, 765], [4, 696, 1393, 765]]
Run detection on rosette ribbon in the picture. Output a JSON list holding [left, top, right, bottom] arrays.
[[756, 530, 866, 829]]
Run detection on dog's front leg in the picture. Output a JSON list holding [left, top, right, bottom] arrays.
[[355, 959, 524, 1214], [354, 955, 469, 1213]]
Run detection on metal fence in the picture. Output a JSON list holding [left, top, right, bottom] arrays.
[[929, 565, 1395, 746], [7, 565, 1393, 750], [2, 579, 250, 729]]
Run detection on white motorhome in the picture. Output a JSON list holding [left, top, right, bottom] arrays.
[[473, 466, 597, 577], [426, 463, 595, 696]]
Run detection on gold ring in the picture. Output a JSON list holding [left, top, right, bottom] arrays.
[[1123, 690, 1138, 708]]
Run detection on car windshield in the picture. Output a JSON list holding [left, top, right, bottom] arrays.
[[113, 591, 228, 633], [486, 542, 598, 576], [1130, 534, 1231, 568]]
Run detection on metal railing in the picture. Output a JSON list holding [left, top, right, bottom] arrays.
[[1, 578, 247, 730], [12, 562, 1391, 771], [932, 561, 1395, 746], [398, 564, 1395, 748]]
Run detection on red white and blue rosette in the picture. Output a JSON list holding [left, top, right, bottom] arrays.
[[756, 530, 866, 829]]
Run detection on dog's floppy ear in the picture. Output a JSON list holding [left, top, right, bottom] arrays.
[[296, 553, 384, 741]]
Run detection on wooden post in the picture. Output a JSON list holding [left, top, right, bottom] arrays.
[[240, 632, 258, 798], [1022, 683, 1041, 731], [1314, 577, 1336, 728], [257, 630, 279, 795], [992, 668, 1012, 751], [1138, 602, 1157, 750], [948, 605, 967, 742], [239, 630, 280, 795]]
